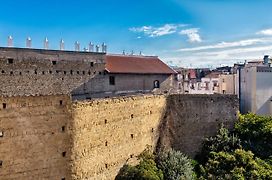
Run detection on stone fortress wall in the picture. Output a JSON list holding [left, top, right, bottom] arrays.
[[0, 94, 238, 180], [0, 95, 72, 180], [70, 94, 238, 179]]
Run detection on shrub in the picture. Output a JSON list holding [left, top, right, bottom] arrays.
[[156, 149, 195, 180]]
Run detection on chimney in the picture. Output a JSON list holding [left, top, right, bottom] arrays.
[[96, 45, 100, 52], [44, 37, 49, 49], [101, 43, 107, 53], [263, 55, 269, 65], [75, 41, 80, 51], [60, 39, 65, 50], [7, 35, 13, 47], [26, 37, 32, 48], [89, 42, 94, 52]]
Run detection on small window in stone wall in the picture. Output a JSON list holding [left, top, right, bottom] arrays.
[[0, 160, 2, 167], [130, 114, 134, 119], [2, 103, 6, 109], [61, 126, 65, 132], [1, 70, 5, 74], [131, 134, 134, 139], [59, 100, 63, 106], [105, 141, 108, 146], [7, 58, 13, 64], [10, 71, 13, 75], [154, 80, 160, 88], [52, 61, 57, 65], [62, 152, 66, 157], [90, 62, 94, 67], [109, 76, 115, 85], [105, 164, 108, 169], [61, 178, 65, 180]]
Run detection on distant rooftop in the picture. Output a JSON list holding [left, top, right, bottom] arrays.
[[105, 54, 176, 74]]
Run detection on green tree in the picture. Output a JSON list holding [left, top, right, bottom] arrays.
[[196, 125, 242, 164], [199, 149, 272, 179], [115, 148, 163, 180], [156, 149, 195, 180], [235, 113, 272, 159]]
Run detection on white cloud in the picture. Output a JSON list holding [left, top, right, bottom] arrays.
[[177, 38, 272, 52], [179, 28, 202, 43], [129, 24, 187, 37], [257, 28, 272, 36]]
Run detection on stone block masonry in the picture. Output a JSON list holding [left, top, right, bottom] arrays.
[[0, 95, 72, 180], [0, 94, 238, 179]]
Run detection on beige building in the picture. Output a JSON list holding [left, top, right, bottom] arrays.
[[218, 74, 237, 95], [240, 65, 272, 115]]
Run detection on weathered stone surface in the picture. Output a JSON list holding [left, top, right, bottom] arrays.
[[0, 94, 238, 180]]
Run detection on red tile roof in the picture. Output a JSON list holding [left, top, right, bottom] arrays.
[[106, 55, 176, 74]]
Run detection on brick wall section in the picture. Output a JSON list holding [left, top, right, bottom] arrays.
[[0, 95, 72, 180]]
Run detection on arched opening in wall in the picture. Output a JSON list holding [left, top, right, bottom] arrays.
[[2, 103, 6, 109], [154, 80, 160, 88]]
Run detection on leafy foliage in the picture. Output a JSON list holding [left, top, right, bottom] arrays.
[[115, 148, 163, 180], [156, 149, 195, 180], [235, 113, 272, 159], [196, 125, 242, 164], [199, 149, 272, 179]]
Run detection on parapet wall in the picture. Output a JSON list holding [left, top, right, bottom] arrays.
[[0, 47, 106, 97]]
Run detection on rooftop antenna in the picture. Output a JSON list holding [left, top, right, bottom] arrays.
[[122, 50, 125, 55], [60, 39, 65, 50], [44, 37, 49, 49], [26, 37, 32, 48], [139, 51, 142, 56], [96, 45, 100, 52], [7, 35, 13, 47], [75, 41, 80, 51], [89, 42, 94, 52]]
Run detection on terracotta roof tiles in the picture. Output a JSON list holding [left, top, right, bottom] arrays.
[[106, 55, 176, 74]]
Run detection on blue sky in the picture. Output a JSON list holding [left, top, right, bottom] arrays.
[[1, 0, 272, 67]]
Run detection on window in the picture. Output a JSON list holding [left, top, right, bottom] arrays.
[[61, 178, 65, 180], [62, 152, 66, 157], [223, 90, 226, 94], [0, 160, 2, 167], [154, 80, 160, 88], [2, 103, 6, 109], [8, 58, 13, 64], [59, 100, 63, 106], [61, 126, 65, 132], [52, 61, 57, 65], [90, 62, 94, 67], [105, 141, 108, 146], [131, 134, 134, 139], [109, 76, 115, 85]]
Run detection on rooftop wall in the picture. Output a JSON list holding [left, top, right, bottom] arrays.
[[0, 47, 106, 97]]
